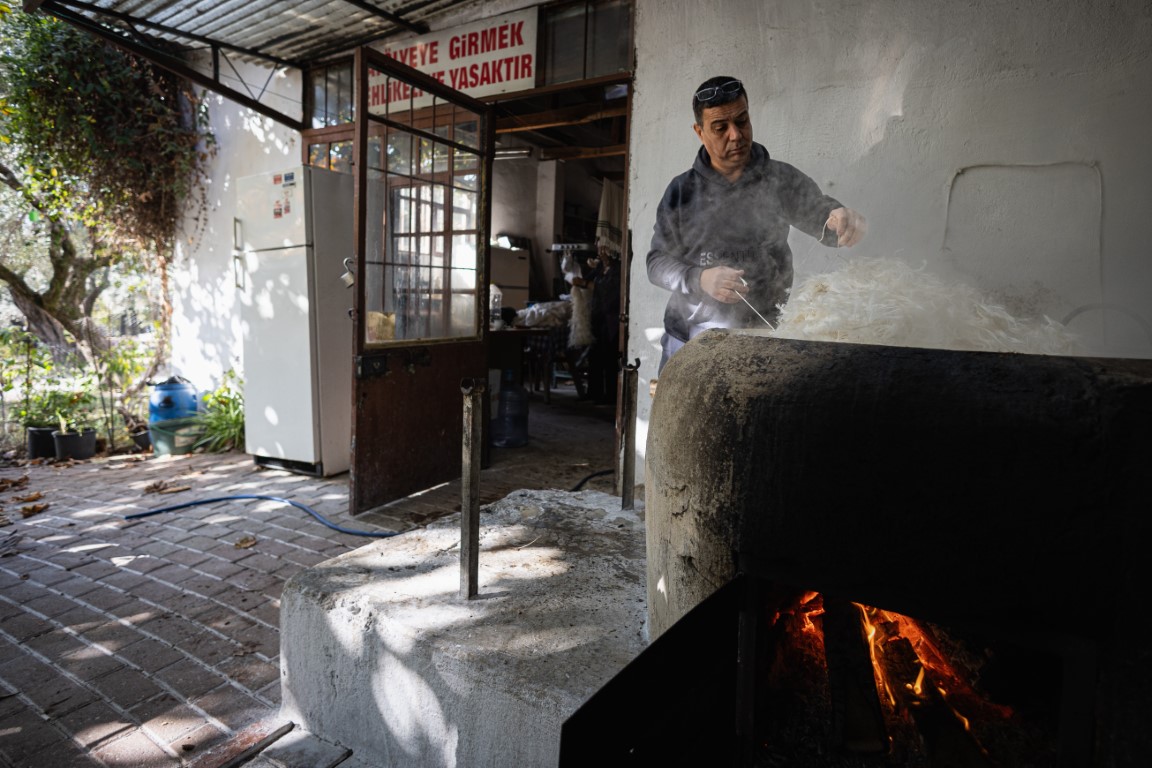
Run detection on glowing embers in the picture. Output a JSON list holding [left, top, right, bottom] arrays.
[[757, 594, 1061, 767]]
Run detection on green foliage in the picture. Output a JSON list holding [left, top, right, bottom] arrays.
[[56, 406, 92, 435], [85, 326, 153, 443], [2, 325, 62, 427], [26, 378, 93, 433], [193, 370, 245, 453], [0, 9, 213, 252], [0, 324, 25, 400], [21, 387, 70, 428], [1, 323, 140, 450]]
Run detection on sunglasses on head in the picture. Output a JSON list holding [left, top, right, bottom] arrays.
[[695, 80, 743, 102]]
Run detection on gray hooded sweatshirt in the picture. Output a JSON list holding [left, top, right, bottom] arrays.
[[646, 141, 841, 342]]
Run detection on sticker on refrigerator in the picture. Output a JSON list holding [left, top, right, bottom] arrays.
[[283, 171, 296, 187], [273, 200, 282, 219], [273, 174, 282, 185]]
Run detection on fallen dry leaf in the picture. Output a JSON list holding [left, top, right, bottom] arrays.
[[12, 492, 43, 504], [234, 535, 257, 549], [20, 503, 49, 519], [157, 486, 192, 495], [143, 480, 169, 494], [0, 475, 30, 493], [231, 640, 260, 657]]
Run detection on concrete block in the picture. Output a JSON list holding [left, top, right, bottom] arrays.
[[281, 489, 647, 768]]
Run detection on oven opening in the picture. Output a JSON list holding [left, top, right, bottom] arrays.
[[749, 584, 1082, 767]]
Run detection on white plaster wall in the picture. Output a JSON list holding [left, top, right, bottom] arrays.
[[171, 63, 304, 391], [628, 0, 1152, 466]]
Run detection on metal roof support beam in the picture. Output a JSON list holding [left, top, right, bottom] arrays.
[[496, 102, 628, 134], [47, 5, 306, 131], [539, 144, 627, 161], [340, 0, 428, 35]]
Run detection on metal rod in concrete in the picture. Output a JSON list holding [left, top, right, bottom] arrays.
[[460, 378, 485, 599], [619, 359, 640, 509]]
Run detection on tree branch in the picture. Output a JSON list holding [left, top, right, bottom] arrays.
[[0, 160, 48, 217], [0, 260, 39, 301]]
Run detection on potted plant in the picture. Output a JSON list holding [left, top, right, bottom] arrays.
[[51, 385, 98, 461], [21, 389, 71, 459], [12, 332, 72, 459], [123, 410, 152, 452], [52, 410, 98, 461]]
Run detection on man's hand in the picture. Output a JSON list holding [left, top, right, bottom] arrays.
[[827, 207, 867, 247], [700, 265, 747, 304]]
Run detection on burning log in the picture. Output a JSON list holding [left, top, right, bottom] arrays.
[[823, 598, 889, 754], [870, 614, 996, 768], [760, 592, 829, 744]]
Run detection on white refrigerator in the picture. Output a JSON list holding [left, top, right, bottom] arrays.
[[235, 166, 354, 476]]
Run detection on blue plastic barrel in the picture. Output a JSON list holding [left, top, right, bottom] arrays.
[[149, 377, 200, 423]]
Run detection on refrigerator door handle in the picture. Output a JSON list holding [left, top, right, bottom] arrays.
[[233, 218, 245, 290], [233, 252, 246, 290]]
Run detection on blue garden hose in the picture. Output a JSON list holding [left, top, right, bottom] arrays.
[[125, 494, 403, 538]]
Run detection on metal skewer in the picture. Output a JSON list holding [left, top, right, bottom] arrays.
[[738, 277, 776, 330]]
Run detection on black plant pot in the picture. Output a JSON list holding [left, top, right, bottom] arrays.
[[53, 429, 98, 461], [26, 426, 56, 459], [131, 430, 152, 452]]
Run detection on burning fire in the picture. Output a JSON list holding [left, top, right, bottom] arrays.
[[850, 602, 1007, 761], [799, 590, 823, 632], [761, 592, 1050, 765]]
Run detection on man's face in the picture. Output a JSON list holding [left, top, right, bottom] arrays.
[[693, 96, 753, 178]]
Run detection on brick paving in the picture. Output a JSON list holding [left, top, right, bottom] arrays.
[[0, 453, 388, 768], [0, 391, 615, 767]]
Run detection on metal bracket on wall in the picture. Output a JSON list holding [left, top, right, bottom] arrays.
[[356, 353, 390, 380]]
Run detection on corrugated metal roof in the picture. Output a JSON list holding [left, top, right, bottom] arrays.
[[35, 0, 633, 158], [37, 0, 483, 67], [32, 0, 492, 129]]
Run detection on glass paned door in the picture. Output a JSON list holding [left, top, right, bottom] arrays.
[[351, 48, 494, 514]]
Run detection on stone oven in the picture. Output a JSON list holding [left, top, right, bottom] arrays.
[[561, 332, 1152, 767]]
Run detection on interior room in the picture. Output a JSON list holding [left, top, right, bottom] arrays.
[[482, 76, 630, 482]]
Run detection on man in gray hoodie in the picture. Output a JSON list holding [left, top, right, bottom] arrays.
[[647, 76, 867, 371]]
